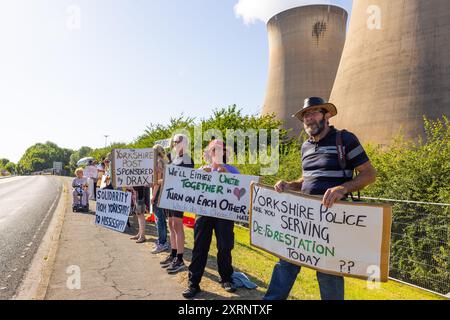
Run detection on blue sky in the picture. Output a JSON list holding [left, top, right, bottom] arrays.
[[0, 0, 352, 163]]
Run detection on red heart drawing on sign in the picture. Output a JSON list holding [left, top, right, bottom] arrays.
[[233, 187, 246, 201]]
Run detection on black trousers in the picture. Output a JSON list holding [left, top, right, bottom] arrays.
[[188, 216, 234, 287], [93, 179, 97, 200]]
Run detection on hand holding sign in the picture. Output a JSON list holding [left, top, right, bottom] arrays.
[[250, 183, 392, 281], [322, 185, 348, 208], [158, 165, 259, 223]]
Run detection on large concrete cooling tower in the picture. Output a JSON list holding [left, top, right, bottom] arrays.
[[262, 5, 348, 135], [330, 0, 450, 145]]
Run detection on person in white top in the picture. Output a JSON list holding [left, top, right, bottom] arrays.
[[84, 160, 98, 200]]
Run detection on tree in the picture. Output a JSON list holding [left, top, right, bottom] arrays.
[[17, 141, 73, 175], [69, 146, 93, 173], [4, 162, 16, 175], [0, 158, 9, 167]]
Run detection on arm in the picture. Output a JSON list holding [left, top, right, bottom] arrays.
[[152, 184, 160, 204], [322, 161, 377, 208], [151, 167, 163, 203], [275, 177, 304, 193]]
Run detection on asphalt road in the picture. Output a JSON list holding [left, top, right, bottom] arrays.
[[0, 176, 62, 299]]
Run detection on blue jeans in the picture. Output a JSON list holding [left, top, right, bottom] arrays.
[[263, 259, 344, 300], [154, 206, 168, 245]]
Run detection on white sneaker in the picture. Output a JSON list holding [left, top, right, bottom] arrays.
[[152, 243, 169, 254]]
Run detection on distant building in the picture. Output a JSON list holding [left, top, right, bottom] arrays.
[[262, 5, 348, 136]]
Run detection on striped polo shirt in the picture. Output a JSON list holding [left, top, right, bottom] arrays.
[[301, 126, 369, 196]]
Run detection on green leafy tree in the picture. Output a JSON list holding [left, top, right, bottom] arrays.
[[69, 146, 93, 173], [4, 162, 17, 175], [17, 141, 73, 175], [0, 158, 10, 168], [362, 116, 449, 293]]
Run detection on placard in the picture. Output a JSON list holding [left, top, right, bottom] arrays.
[[158, 165, 260, 223], [95, 189, 132, 233], [111, 148, 155, 188], [250, 183, 392, 281]]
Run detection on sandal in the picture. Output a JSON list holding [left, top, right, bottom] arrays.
[[130, 235, 140, 240]]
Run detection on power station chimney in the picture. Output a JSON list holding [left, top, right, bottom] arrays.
[[262, 5, 348, 135], [330, 0, 450, 145]]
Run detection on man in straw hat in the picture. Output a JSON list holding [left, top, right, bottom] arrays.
[[263, 97, 377, 300]]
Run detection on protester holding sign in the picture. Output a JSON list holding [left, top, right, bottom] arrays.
[[100, 156, 113, 189], [96, 158, 106, 189], [160, 134, 194, 274], [151, 144, 170, 254], [263, 97, 377, 300], [182, 139, 239, 298]]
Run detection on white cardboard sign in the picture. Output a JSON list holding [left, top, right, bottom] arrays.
[[158, 165, 259, 223], [250, 183, 392, 281]]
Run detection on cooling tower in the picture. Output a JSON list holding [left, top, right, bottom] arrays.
[[262, 5, 348, 135], [330, 0, 450, 145]]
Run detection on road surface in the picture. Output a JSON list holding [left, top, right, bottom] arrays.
[[0, 176, 62, 299]]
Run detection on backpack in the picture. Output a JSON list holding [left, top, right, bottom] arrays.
[[336, 130, 361, 201]]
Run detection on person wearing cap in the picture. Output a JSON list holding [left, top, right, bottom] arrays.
[[182, 139, 239, 299], [263, 97, 377, 300], [160, 134, 195, 274]]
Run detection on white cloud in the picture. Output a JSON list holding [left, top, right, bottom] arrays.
[[234, 0, 341, 25]]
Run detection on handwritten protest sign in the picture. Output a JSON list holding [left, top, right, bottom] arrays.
[[95, 189, 132, 233], [250, 183, 392, 281], [158, 165, 260, 223], [111, 148, 155, 188], [154, 138, 171, 149]]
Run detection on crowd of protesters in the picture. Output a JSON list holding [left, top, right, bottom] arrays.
[[70, 97, 377, 300]]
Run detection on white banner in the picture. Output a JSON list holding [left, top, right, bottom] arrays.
[[111, 148, 155, 188], [95, 189, 132, 233], [250, 184, 392, 281], [158, 165, 260, 223]]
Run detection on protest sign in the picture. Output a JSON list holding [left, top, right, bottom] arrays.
[[158, 165, 260, 223], [111, 148, 155, 188], [154, 138, 171, 149], [95, 189, 132, 233], [250, 183, 392, 281]]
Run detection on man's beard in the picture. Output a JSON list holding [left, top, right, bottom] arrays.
[[305, 118, 326, 136]]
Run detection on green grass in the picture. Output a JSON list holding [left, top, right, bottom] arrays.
[[183, 224, 445, 300]]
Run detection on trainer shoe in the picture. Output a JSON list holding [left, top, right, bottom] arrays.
[[151, 243, 169, 254], [222, 281, 236, 293], [167, 258, 186, 274], [160, 254, 176, 268], [182, 286, 201, 299]]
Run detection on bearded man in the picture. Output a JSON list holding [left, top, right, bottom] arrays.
[[263, 97, 377, 300]]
